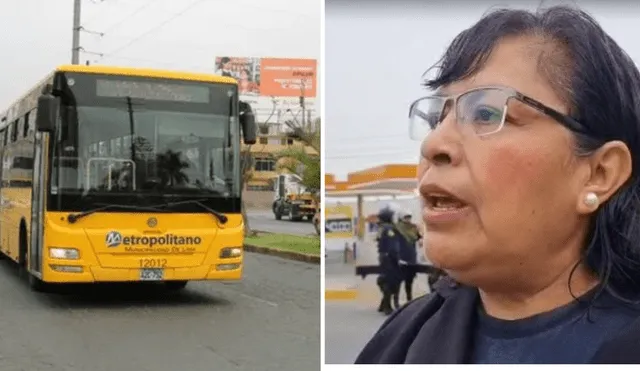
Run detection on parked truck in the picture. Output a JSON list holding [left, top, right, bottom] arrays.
[[272, 174, 317, 222]]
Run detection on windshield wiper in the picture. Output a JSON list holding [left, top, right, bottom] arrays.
[[67, 203, 163, 224], [153, 199, 228, 224]]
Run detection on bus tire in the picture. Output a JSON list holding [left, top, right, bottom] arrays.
[[28, 273, 49, 292], [19, 224, 50, 293], [165, 281, 188, 291], [18, 221, 28, 268]]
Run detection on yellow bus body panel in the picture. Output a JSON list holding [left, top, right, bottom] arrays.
[[40, 212, 244, 283], [0, 187, 31, 262], [55, 64, 238, 85]]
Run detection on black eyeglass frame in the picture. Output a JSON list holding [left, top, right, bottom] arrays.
[[408, 85, 586, 137]]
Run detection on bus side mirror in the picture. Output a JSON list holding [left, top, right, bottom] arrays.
[[35, 94, 58, 132], [239, 101, 257, 145]]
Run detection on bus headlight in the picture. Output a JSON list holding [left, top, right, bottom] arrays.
[[49, 247, 80, 260], [220, 247, 242, 258]]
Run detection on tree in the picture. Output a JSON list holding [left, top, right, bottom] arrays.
[[156, 149, 190, 186], [276, 117, 321, 201], [285, 117, 320, 153]]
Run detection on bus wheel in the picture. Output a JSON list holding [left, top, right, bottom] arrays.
[[18, 222, 28, 268], [28, 273, 50, 292], [165, 281, 188, 291], [19, 225, 50, 293]]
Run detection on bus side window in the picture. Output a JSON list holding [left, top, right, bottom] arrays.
[[10, 119, 17, 143], [6, 122, 12, 145], [28, 109, 37, 137], [17, 116, 24, 140], [23, 111, 31, 138]]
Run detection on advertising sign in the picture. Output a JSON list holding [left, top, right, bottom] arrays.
[[325, 204, 354, 239], [214, 56, 317, 98]]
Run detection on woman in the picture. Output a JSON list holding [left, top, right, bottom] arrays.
[[355, 5, 640, 364]]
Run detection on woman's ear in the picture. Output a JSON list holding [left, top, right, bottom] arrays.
[[577, 140, 632, 215]]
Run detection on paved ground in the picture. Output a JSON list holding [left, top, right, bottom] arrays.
[[325, 301, 387, 364], [246, 209, 315, 236], [324, 249, 432, 364], [0, 252, 320, 371]]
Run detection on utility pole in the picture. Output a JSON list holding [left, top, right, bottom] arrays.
[[72, 0, 82, 64], [299, 81, 306, 129]]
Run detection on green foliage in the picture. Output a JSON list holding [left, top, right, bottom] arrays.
[[244, 233, 320, 256], [277, 146, 320, 193], [276, 117, 321, 195]]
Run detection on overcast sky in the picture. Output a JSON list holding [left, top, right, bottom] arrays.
[[325, 0, 640, 178], [0, 0, 320, 109]]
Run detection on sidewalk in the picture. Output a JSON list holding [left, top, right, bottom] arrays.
[[325, 250, 359, 300]]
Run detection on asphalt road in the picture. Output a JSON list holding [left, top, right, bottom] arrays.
[[0, 252, 320, 371], [325, 301, 386, 364], [246, 209, 315, 236]]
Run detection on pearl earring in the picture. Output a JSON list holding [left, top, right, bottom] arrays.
[[584, 192, 599, 207]]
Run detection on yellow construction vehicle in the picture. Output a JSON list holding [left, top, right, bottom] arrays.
[[272, 174, 317, 222]]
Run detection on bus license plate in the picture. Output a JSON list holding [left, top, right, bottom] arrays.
[[140, 268, 164, 281]]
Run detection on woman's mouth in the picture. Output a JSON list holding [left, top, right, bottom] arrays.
[[422, 193, 471, 224]]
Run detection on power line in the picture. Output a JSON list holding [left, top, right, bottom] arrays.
[[73, 0, 110, 63], [98, 0, 206, 62], [325, 150, 417, 159], [83, 0, 151, 34], [326, 144, 418, 155], [325, 133, 408, 141], [81, 0, 109, 25], [99, 0, 155, 35], [232, 0, 318, 20]]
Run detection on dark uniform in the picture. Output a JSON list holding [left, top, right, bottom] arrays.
[[376, 208, 404, 315], [396, 217, 420, 302], [428, 267, 447, 292]]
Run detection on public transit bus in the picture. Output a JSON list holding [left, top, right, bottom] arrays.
[[0, 64, 256, 291]]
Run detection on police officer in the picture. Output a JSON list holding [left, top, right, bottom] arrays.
[[375, 206, 403, 315], [395, 211, 420, 302]]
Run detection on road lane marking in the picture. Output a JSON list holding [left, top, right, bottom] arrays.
[[239, 293, 278, 307]]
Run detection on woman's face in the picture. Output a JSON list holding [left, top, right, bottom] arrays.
[[417, 36, 589, 287]]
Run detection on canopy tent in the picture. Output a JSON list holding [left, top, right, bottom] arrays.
[[325, 164, 417, 240]]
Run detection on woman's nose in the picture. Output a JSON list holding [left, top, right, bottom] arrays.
[[420, 112, 463, 167]]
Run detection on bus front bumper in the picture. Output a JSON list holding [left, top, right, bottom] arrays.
[[41, 261, 243, 283]]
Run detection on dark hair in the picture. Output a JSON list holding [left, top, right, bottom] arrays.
[[425, 5, 640, 298]]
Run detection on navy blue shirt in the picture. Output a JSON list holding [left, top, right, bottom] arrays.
[[471, 290, 640, 364]]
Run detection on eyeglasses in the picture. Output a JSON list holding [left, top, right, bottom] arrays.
[[408, 86, 586, 140]]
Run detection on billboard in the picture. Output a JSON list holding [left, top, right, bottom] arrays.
[[325, 204, 354, 239], [214, 56, 317, 98]]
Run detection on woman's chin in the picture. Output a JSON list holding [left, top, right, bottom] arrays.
[[424, 239, 477, 272]]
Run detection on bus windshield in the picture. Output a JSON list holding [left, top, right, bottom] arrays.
[[48, 72, 241, 213]]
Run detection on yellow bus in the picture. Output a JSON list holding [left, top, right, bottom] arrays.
[[0, 64, 257, 292]]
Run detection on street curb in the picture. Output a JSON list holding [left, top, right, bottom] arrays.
[[325, 288, 358, 300], [244, 244, 320, 264]]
